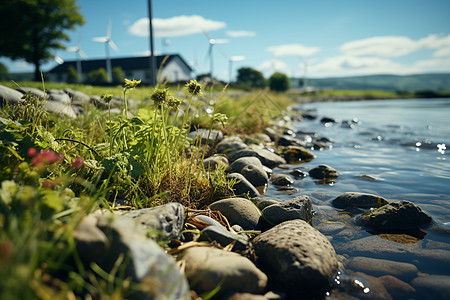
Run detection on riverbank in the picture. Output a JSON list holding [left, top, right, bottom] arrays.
[[1, 82, 450, 299]]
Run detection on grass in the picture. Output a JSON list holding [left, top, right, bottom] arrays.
[[0, 79, 295, 299]]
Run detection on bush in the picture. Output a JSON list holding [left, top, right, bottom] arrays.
[[112, 66, 124, 85], [269, 72, 290, 92], [236, 67, 266, 88], [85, 68, 108, 85], [67, 65, 79, 83]]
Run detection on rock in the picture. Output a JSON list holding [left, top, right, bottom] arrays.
[[0, 84, 24, 105], [47, 89, 71, 104], [192, 214, 224, 228], [65, 88, 90, 104], [332, 192, 389, 209], [228, 173, 260, 199], [188, 128, 223, 146], [277, 135, 306, 147], [240, 164, 269, 188], [216, 136, 248, 154], [251, 197, 281, 211], [203, 155, 228, 171], [250, 219, 338, 297], [199, 224, 249, 250], [289, 168, 307, 179], [94, 215, 190, 299], [180, 247, 267, 297], [260, 195, 313, 229], [228, 146, 286, 168], [17, 87, 48, 99], [123, 202, 185, 240], [309, 164, 339, 180], [378, 275, 416, 299], [263, 127, 279, 141], [228, 157, 263, 174], [253, 133, 272, 143], [270, 173, 294, 186], [209, 197, 261, 230], [282, 146, 316, 163], [73, 214, 108, 263], [42, 100, 77, 118], [355, 200, 433, 230], [333, 272, 392, 300], [411, 275, 450, 300], [344, 256, 418, 280], [321, 116, 336, 123]]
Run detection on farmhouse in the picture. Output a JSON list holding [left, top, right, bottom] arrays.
[[47, 54, 193, 84]]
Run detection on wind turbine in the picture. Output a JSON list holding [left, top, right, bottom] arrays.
[[203, 31, 229, 80], [221, 52, 245, 83], [93, 20, 119, 82], [67, 36, 88, 82]]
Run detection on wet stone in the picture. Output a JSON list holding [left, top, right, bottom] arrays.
[[309, 164, 339, 180], [332, 192, 389, 209], [344, 256, 418, 280], [260, 195, 313, 229], [411, 275, 450, 300], [282, 145, 316, 163], [228, 173, 260, 199], [355, 200, 432, 230], [378, 275, 416, 299], [270, 173, 294, 186], [216, 136, 248, 154]]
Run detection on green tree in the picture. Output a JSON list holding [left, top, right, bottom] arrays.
[[67, 65, 79, 83], [0, 0, 85, 81], [85, 68, 108, 85], [269, 72, 290, 92], [112, 66, 125, 85], [0, 62, 9, 81], [236, 67, 266, 88]]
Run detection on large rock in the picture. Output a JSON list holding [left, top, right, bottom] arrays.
[[0, 85, 24, 105], [411, 275, 450, 300], [228, 146, 286, 168], [228, 157, 263, 174], [332, 192, 389, 209], [76, 214, 190, 299], [309, 164, 339, 180], [250, 219, 338, 297], [282, 145, 316, 163], [355, 200, 432, 230], [73, 214, 109, 263], [209, 197, 261, 230], [240, 164, 269, 188], [180, 247, 267, 297], [47, 89, 72, 104], [123, 202, 185, 240], [188, 128, 223, 146], [216, 136, 248, 154], [260, 195, 313, 229], [344, 256, 418, 280], [228, 173, 260, 199]]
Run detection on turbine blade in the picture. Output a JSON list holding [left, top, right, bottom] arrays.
[[109, 40, 119, 52], [78, 49, 88, 60], [66, 46, 78, 52], [54, 56, 64, 64], [215, 39, 230, 44], [230, 55, 245, 61], [203, 30, 212, 41], [107, 19, 112, 38], [93, 36, 108, 43]]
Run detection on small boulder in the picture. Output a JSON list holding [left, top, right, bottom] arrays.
[[0, 85, 24, 105], [250, 219, 338, 297], [228, 157, 263, 174], [241, 164, 269, 188], [216, 136, 248, 154], [180, 247, 267, 297], [188, 128, 223, 146], [411, 275, 450, 300], [345, 256, 418, 280], [379, 275, 416, 299], [228, 146, 286, 168], [260, 195, 313, 229], [209, 197, 261, 230], [355, 200, 432, 230], [203, 155, 229, 171], [199, 225, 249, 250], [123, 202, 185, 240], [283, 146, 316, 163], [309, 164, 339, 180], [270, 173, 294, 186], [228, 173, 260, 199], [332, 192, 389, 209]]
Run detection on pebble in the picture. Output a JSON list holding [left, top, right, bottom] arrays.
[[332, 192, 389, 209], [309, 164, 339, 180]]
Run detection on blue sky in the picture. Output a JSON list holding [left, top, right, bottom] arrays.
[[2, 0, 450, 81]]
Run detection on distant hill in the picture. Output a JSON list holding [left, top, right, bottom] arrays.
[[294, 73, 450, 92]]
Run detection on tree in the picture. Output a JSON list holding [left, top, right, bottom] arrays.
[[0, 0, 85, 81], [0, 62, 9, 81], [67, 65, 79, 83], [236, 67, 266, 88], [269, 72, 290, 92], [112, 67, 125, 85], [85, 68, 108, 85]]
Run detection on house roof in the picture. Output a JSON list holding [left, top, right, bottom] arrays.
[[48, 54, 193, 73]]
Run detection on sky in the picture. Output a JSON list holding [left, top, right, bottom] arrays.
[[2, 0, 450, 81]]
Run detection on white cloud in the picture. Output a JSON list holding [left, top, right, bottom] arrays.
[[129, 15, 226, 38], [418, 34, 450, 57], [412, 58, 450, 71], [226, 30, 256, 38], [267, 43, 320, 57], [257, 59, 291, 77], [340, 36, 420, 57]]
